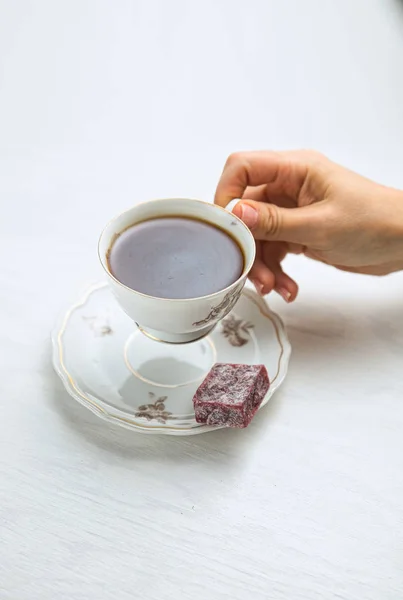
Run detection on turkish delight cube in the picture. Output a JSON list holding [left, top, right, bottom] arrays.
[[193, 363, 270, 428]]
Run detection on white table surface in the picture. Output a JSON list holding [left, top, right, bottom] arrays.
[[1, 1, 403, 599]]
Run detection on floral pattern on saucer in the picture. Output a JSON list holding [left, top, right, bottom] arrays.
[[221, 315, 254, 347], [135, 392, 172, 424]]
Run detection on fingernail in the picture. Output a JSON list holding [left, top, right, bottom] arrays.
[[251, 279, 264, 296], [276, 287, 292, 303], [240, 204, 258, 229]]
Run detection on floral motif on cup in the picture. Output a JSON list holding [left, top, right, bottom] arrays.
[[192, 283, 243, 327]]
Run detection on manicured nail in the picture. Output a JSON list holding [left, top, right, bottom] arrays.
[[276, 287, 292, 303], [251, 279, 264, 296], [240, 204, 258, 229]]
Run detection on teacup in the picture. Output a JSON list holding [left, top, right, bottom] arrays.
[[98, 198, 255, 343]]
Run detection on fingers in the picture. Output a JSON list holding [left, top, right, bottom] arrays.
[[242, 185, 296, 208], [232, 198, 322, 245], [248, 243, 274, 295], [274, 270, 298, 302], [249, 241, 298, 302], [249, 258, 275, 296], [242, 185, 268, 202], [214, 150, 326, 301], [215, 150, 322, 208], [262, 242, 298, 302], [251, 263, 298, 302]]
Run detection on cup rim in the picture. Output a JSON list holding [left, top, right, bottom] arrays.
[[98, 197, 256, 303]]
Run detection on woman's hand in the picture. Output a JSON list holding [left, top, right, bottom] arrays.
[[215, 150, 403, 301]]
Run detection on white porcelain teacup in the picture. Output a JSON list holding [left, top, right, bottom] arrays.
[[98, 198, 255, 344]]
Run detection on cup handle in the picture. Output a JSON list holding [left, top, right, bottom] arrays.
[[224, 198, 242, 214]]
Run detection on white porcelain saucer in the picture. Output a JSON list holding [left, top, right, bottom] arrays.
[[52, 283, 291, 435]]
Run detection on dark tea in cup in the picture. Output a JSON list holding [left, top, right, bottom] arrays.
[[107, 216, 244, 299]]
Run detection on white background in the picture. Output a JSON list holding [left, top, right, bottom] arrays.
[[1, 1, 403, 599]]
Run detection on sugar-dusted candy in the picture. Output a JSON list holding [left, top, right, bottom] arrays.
[[193, 363, 270, 428]]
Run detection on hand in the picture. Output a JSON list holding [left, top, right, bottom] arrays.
[[214, 150, 403, 301]]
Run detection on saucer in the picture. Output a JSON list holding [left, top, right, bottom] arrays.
[[52, 283, 291, 435]]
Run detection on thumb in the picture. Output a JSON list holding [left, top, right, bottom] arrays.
[[232, 200, 319, 244]]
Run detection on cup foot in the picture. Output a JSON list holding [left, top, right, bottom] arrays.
[[124, 329, 216, 387], [136, 323, 216, 344]]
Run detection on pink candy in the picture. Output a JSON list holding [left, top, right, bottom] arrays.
[[193, 363, 270, 428]]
